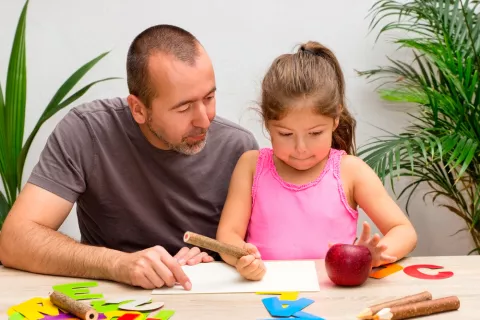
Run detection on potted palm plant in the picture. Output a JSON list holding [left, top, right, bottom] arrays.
[[357, 0, 480, 254], [0, 0, 119, 230]]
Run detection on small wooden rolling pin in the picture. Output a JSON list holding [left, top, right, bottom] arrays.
[[357, 291, 433, 319], [183, 231, 249, 259], [372, 296, 460, 320], [49, 291, 99, 320]]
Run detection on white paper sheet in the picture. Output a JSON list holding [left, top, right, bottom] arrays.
[[152, 260, 320, 294]]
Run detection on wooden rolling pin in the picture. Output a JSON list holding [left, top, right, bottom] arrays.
[[49, 291, 99, 320], [372, 296, 460, 320], [357, 291, 433, 319], [183, 231, 249, 258]]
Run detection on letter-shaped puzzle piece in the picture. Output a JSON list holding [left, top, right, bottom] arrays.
[[43, 311, 107, 320], [91, 300, 133, 313], [117, 314, 141, 320], [10, 298, 59, 320], [292, 311, 325, 319], [403, 264, 454, 280], [8, 312, 25, 320], [104, 311, 143, 320], [91, 299, 150, 318], [105, 296, 163, 312], [262, 297, 314, 317], [370, 263, 404, 279], [256, 291, 299, 301], [147, 310, 175, 320], [52, 282, 103, 300]]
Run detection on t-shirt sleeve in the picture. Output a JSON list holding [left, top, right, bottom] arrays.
[[27, 109, 94, 203], [250, 133, 260, 150]]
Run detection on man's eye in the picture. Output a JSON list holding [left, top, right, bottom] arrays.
[[178, 105, 190, 112], [279, 132, 292, 136]]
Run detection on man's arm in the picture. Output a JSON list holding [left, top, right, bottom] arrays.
[[0, 183, 121, 279], [0, 108, 192, 290], [0, 183, 192, 290]]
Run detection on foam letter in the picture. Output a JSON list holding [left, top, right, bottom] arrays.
[[262, 297, 314, 317], [52, 282, 103, 300], [104, 311, 143, 320], [7, 311, 25, 320], [105, 296, 163, 312], [117, 314, 141, 320], [10, 298, 59, 320], [370, 263, 404, 279], [292, 311, 325, 319], [403, 264, 454, 279], [256, 291, 299, 300], [147, 310, 175, 320]]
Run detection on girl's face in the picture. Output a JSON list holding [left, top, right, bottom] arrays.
[[267, 103, 339, 171]]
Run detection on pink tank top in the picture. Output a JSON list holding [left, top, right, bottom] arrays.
[[246, 147, 358, 260]]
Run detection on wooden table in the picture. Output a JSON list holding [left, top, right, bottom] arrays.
[[1, 256, 479, 320]]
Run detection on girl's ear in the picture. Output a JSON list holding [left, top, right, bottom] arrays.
[[333, 117, 340, 131], [333, 104, 342, 131]]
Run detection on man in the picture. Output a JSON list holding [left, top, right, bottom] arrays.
[[0, 24, 258, 290]]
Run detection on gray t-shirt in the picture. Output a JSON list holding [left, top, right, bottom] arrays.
[[28, 97, 258, 257]]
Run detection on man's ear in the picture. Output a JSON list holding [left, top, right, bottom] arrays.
[[127, 94, 148, 124]]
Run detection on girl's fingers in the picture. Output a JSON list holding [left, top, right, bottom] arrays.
[[368, 233, 381, 247], [381, 254, 397, 263], [359, 221, 371, 243]]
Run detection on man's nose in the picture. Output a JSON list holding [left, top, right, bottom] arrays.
[[192, 103, 210, 129]]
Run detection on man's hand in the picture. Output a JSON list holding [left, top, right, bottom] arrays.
[[113, 245, 192, 290], [235, 243, 266, 281], [174, 246, 214, 266]]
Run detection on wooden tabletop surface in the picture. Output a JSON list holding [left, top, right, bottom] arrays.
[[1, 255, 478, 320]]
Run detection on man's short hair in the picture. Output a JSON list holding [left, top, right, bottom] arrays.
[[126, 24, 200, 107]]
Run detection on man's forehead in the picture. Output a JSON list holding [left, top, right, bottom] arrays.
[[147, 52, 215, 106]]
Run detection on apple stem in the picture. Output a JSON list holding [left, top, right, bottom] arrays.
[[353, 237, 357, 245]]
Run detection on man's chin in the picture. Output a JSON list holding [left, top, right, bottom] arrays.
[[174, 136, 207, 155]]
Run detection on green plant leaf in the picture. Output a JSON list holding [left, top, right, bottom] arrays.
[[0, 0, 119, 230], [359, 0, 480, 251], [1, 0, 28, 207], [17, 76, 119, 185], [0, 191, 9, 229], [0, 82, 6, 178]]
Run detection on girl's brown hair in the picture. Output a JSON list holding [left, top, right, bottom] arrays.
[[260, 41, 356, 155]]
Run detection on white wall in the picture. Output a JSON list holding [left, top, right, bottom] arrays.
[[1, 0, 475, 256]]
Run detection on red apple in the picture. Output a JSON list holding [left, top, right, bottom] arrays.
[[324, 243, 372, 286]]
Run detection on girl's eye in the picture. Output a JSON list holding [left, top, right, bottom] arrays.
[[279, 132, 292, 137], [310, 131, 323, 136]]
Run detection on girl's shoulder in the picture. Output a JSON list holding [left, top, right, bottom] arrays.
[[337, 152, 377, 186], [237, 147, 274, 177], [338, 153, 369, 170], [236, 149, 261, 175]]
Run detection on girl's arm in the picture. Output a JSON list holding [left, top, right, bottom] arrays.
[[344, 155, 418, 265], [216, 150, 258, 267]]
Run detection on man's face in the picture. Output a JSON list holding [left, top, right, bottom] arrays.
[[131, 45, 216, 155]]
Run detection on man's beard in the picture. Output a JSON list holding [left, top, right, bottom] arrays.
[[146, 115, 208, 155]]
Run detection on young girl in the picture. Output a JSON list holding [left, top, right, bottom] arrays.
[[216, 41, 417, 281]]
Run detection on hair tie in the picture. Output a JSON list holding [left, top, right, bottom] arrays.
[[301, 47, 324, 57]]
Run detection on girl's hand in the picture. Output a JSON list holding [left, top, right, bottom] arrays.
[[235, 243, 266, 281], [356, 221, 397, 267]]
